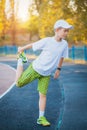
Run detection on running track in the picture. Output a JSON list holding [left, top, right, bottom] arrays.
[[0, 60, 87, 130]]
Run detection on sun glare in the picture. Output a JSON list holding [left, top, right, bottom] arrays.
[[5, 0, 32, 22], [17, 0, 32, 22]]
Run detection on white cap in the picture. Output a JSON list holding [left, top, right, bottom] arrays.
[[54, 19, 73, 29]]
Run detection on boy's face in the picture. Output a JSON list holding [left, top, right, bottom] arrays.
[[56, 28, 69, 39]]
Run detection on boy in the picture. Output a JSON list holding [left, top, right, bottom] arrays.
[[15, 19, 73, 126]]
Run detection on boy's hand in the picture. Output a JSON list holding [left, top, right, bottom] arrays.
[[18, 47, 24, 53], [54, 70, 60, 79]]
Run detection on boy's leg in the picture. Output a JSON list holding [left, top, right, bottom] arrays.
[[39, 92, 46, 117], [15, 52, 28, 84], [16, 63, 40, 87], [15, 58, 23, 82], [37, 76, 51, 126]]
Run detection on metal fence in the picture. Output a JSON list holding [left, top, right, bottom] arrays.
[[69, 46, 87, 61], [0, 45, 87, 61]]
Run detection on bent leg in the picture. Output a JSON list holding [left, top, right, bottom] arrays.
[[15, 51, 28, 83], [15, 58, 23, 83], [16, 64, 39, 87]]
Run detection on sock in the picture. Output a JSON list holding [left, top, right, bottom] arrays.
[[39, 111, 45, 118], [17, 58, 23, 66]]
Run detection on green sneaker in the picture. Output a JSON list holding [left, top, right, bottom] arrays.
[[18, 52, 28, 63], [37, 116, 51, 126]]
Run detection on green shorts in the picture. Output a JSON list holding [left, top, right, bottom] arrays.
[[16, 64, 50, 95]]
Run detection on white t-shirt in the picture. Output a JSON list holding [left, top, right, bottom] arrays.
[[32, 37, 68, 76]]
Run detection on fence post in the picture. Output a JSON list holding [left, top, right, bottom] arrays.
[[4, 46, 8, 54], [72, 46, 75, 60], [84, 46, 87, 61], [14, 46, 17, 54]]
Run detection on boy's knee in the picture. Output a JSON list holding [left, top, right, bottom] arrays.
[[16, 81, 23, 88], [39, 92, 46, 98]]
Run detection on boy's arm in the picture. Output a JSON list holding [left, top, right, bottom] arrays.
[[57, 57, 64, 68], [18, 43, 33, 53], [54, 57, 64, 79]]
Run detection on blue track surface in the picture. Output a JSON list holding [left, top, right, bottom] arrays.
[[0, 61, 87, 130], [59, 64, 87, 130], [0, 61, 63, 130]]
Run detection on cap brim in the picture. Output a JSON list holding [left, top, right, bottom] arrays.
[[54, 25, 73, 29], [63, 25, 73, 29]]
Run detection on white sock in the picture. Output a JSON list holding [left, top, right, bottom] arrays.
[[39, 111, 45, 118], [17, 58, 23, 66]]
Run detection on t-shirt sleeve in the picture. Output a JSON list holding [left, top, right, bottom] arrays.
[[61, 44, 68, 58], [32, 38, 47, 51]]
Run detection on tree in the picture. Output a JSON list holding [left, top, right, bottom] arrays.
[[62, 0, 87, 45], [0, 0, 6, 40], [29, 0, 44, 15], [29, 0, 64, 38], [74, 0, 87, 44], [27, 15, 39, 40], [9, 0, 16, 45]]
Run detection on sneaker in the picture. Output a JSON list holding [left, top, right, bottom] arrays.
[[18, 52, 28, 63], [37, 116, 51, 126]]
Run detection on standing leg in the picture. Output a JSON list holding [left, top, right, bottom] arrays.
[[37, 92, 50, 126], [37, 76, 51, 126], [39, 92, 46, 117]]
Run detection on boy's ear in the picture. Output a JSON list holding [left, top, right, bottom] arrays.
[[56, 28, 59, 32], [54, 28, 58, 32], [55, 28, 59, 32], [55, 27, 62, 32]]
